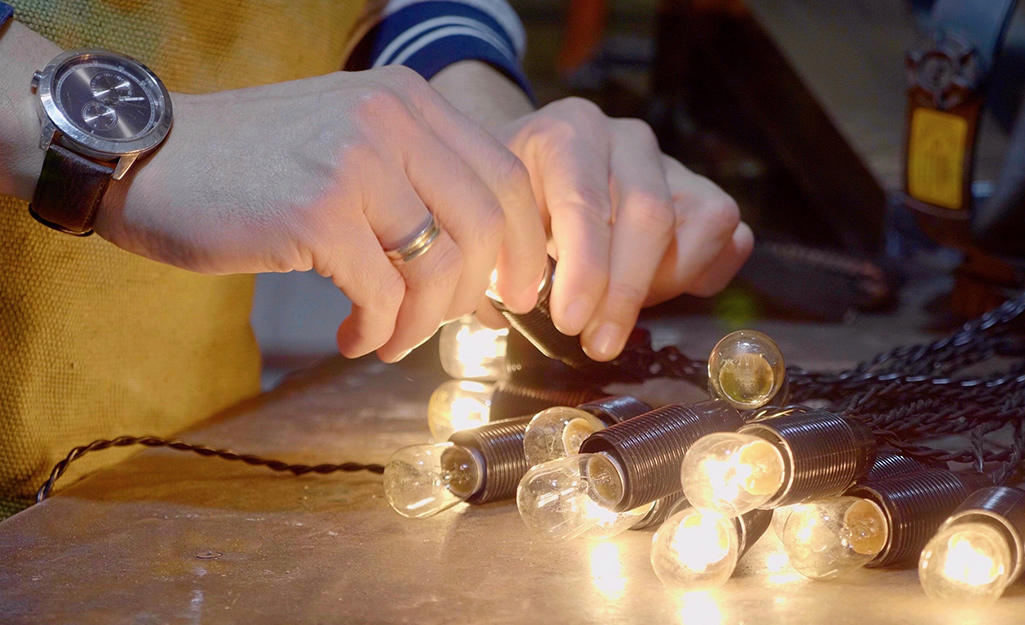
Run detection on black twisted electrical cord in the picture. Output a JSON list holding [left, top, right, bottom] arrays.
[[36, 435, 384, 503]]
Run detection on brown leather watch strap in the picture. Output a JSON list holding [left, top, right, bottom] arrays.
[[29, 144, 115, 236]]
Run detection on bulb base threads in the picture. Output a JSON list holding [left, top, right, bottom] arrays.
[[633, 492, 687, 530], [580, 399, 744, 512], [577, 396, 653, 426], [490, 382, 603, 422], [943, 486, 1025, 584], [860, 450, 933, 484], [449, 416, 533, 504], [740, 410, 877, 508], [846, 470, 993, 567]]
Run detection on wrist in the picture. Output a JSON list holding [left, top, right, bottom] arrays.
[[429, 60, 534, 134], [0, 21, 62, 200]]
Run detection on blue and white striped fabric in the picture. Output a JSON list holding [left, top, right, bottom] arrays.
[[348, 0, 533, 99], [0, 1, 14, 30]]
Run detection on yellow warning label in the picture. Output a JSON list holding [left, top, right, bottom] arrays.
[[907, 108, 968, 210]]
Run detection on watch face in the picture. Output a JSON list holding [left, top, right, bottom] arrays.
[[54, 55, 160, 141], [37, 49, 172, 157]]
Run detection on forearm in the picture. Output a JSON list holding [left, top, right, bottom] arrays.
[[429, 60, 534, 133], [0, 21, 61, 200]]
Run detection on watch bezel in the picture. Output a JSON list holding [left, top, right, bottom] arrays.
[[35, 48, 173, 159]]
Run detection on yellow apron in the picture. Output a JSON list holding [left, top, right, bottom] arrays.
[[0, 0, 368, 517]]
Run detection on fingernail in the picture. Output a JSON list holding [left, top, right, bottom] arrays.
[[588, 323, 623, 361], [561, 299, 591, 336], [388, 348, 413, 363]]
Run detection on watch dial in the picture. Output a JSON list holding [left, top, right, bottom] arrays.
[[54, 56, 160, 141]]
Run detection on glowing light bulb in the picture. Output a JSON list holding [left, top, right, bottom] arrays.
[[708, 330, 786, 409], [919, 522, 1013, 604], [781, 497, 888, 579], [680, 432, 786, 517], [516, 452, 631, 541], [427, 380, 495, 441], [772, 504, 797, 540], [523, 406, 608, 466], [383, 442, 483, 518], [438, 316, 510, 380], [651, 506, 741, 590]]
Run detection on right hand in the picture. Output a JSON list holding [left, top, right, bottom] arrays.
[[94, 66, 548, 362]]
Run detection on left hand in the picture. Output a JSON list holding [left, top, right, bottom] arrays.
[[485, 97, 754, 361]]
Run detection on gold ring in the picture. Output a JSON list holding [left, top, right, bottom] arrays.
[[384, 213, 441, 264]]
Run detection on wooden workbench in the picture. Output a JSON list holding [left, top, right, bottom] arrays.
[[3, 277, 1025, 624]]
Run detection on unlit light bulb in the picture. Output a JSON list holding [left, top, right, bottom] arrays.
[[650, 506, 740, 590], [427, 380, 495, 441], [680, 432, 786, 517], [438, 316, 510, 380], [523, 406, 608, 466], [708, 330, 786, 409], [383, 442, 482, 518], [919, 522, 1013, 604], [782, 497, 888, 579], [517, 452, 631, 541]]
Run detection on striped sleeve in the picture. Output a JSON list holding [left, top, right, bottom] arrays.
[[0, 2, 13, 29], [346, 0, 533, 99]]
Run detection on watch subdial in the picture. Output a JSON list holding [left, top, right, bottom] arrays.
[[81, 101, 118, 131], [90, 72, 133, 104]]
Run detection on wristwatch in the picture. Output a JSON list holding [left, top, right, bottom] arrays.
[[29, 49, 172, 236]]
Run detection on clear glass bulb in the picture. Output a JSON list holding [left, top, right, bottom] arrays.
[[438, 316, 510, 380], [650, 506, 740, 590], [516, 452, 628, 541], [680, 432, 786, 517], [427, 380, 495, 442], [523, 406, 608, 466], [781, 497, 888, 579], [708, 330, 786, 409], [383, 442, 482, 518], [772, 504, 797, 540], [919, 521, 1014, 604]]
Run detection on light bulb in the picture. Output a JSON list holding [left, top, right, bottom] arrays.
[[919, 521, 1013, 604], [523, 406, 609, 466], [383, 442, 483, 518], [650, 506, 741, 590], [708, 330, 786, 409], [427, 380, 495, 441], [680, 432, 786, 517], [782, 496, 888, 579], [438, 316, 509, 380], [772, 504, 797, 540], [516, 452, 630, 541]]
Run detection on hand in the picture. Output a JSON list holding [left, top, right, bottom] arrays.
[[489, 97, 754, 361], [94, 66, 548, 362]]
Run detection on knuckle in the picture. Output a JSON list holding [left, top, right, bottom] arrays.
[[370, 270, 406, 313], [499, 157, 533, 195], [422, 240, 463, 289], [568, 185, 613, 223], [476, 198, 506, 247], [623, 118, 660, 150], [604, 281, 647, 314], [626, 192, 675, 234], [352, 83, 410, 125], [697, 194, 741, 238], [533, 115, 579, 146], [556, 96, 604, 120], [377, 65, 427, 94]]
